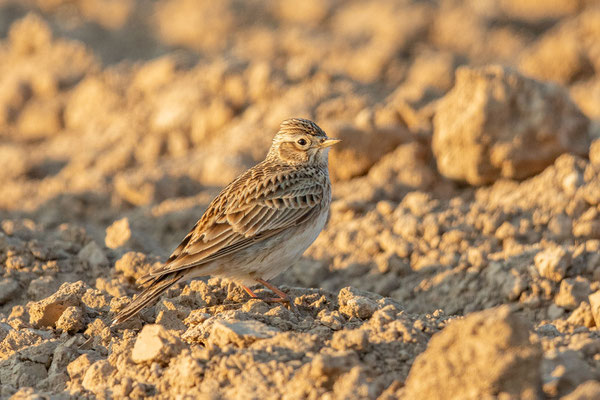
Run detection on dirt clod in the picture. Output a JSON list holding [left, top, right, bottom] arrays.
[[403, 306, 541, 399], [131, 324, 185, 364], [433, 65, 590, 185], [28, 281, 88, 328]]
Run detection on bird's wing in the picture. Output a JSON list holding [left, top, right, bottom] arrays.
[[146, 164, 323, 279]]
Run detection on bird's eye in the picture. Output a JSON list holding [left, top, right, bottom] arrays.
[[297, 138, 307, 146]]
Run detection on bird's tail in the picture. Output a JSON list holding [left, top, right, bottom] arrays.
[[111, 272, 183, 326]]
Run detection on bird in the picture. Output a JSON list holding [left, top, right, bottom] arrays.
[[112, 118, 340, 326]]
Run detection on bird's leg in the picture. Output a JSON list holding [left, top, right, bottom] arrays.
[[255, 278, 297, 312], [256, 279, 288, 299], [242, 285, 259, 298]]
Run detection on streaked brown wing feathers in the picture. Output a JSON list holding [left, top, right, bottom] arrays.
[[148, 164, 323, 278]]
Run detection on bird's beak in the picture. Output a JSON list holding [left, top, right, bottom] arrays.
[[319, 138, 341, 148]]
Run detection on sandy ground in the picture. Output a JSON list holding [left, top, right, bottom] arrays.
[[1, 0, 600, 399]]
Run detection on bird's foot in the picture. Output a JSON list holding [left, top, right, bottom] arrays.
[[243, 281, 298, 313]]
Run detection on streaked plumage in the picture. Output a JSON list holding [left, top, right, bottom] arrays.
[[112, 118, 339, 325]]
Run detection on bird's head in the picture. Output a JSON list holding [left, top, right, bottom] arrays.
[[267, 118, 340, 166]]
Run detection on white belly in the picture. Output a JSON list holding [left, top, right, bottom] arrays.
[[205, 208, 329, 285], [257, 209, 329, 281]]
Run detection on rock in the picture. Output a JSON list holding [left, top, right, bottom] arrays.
[[82, 360, 114, 393], [6, 387, 46, 400], [156, 310, 187, 332], [548, 304, 565, 320], [318, 309, 345, 330], [573, 220, 600, 239], [48, 338, 79, 377], [0, 322, 10, 342], [0, 328, 42, 359], [17, 98, 62, 139], [548, 214, 573, 240], [8, 13, 52, 55], [28, 281, 88, 328], [209, 319, 280, 347], [17, 339, 58, 367], [561, 380, 600, 400], [581, 177, 600, 206], [588, 291, 600, 327], [190, 99, 234, 145], [0, 145, 28, 180], [338, 287, 382, 319], [64, 77, 120, 132], [331, 329, 369, 351], [132, 56, 176, 93], [366, 142, 441, 200], [77, 241, 108, 268], [573, 207, 600, 239], [432, 65, 590, 185], [105, 217, 157, 252], [518, 10, 599, 85], [519, 22, 590, 84], [567, 302, 595, 328], [105, 218, 132, 249], [499, 0, 579, 22], [555, 278, 591, 310], [131, 324, 184, 364], [535, 246, 571, 282], [0, 278, 19, 305], [326, 122, 411, 181], [114, 251, 156, 280], [67, 354, 97, 380], [27, 275, 58, 301], [55, 306, 85, 333], [304, 351, 362, 389], [403, 305, 541, 399], [542, 350, 597, 398], [0, 359, 48, 388], [590, 138, 600, 167]]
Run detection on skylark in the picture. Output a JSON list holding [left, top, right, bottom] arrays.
[[112, 118, 340, 325]]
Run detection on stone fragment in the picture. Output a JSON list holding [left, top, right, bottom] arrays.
[[555, 278, 591, 310], [77, 241, 108, 268], [105, 218, 131, 249], [209, 319, 280, 347], [28, 281, 87, 328], [561, 380, 600, 400], [542, 350, 596, 398], [27, 275, 58, 301], [114, 251, 156, 280], [331, 329, 369, 351], [55, 306, 85, 333], [9, 13, 52, 55], [326, 122, 411, 181], [0, 359, 48, 388], [548, 304, 565, 320], [67, 354, 96, 380], [156, 310, 187, 332], [588, 291, 600, 327], [338, 287, 381, 319], [403, 305, 541, 399], [318, 309, 345, 330], [0, 278, 19, 305], [567, 302, 595, 328], [82, 360, 114, 393], [590, 138, 600, 167], [131, 324, 184, 364], [534, 246, 571, 282], [433, 65, 590, 185]]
